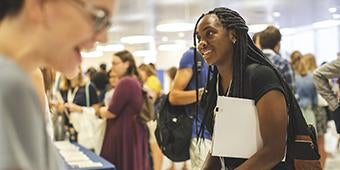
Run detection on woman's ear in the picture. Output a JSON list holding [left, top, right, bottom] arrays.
[[24, 0, 45, 23], [123, 61, 130, 71], [228, 29, 237, 44]]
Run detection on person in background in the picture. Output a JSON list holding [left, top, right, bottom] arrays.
[[99, 50, 151, 170], [169, 47, 211, 170], [138, 63, 163, 170], [149, 63, 157, 72], [104, 69, 119, 106], [195, 7, 288, 169], [167, 67, 178, 87], [58, 71, 99, 110], [100, 63, 107, 72], [0, 0, 115, 169], [293, 54, 317, 127], [31, 69, 54, 141], [165, 66, 190, 170], [55, 70, 101, 150], [91, 71, 109, 103], [260, 26, 295, 92], [139, 63, 162, 101], [313, 58, 340, 134], [289, 50, 303, 72], [86, 67, 98, 81], [41, 66, 57, 102], [302, 53, 328, 168], [40, 66, 58, 139], [252, 32, 262, 49]]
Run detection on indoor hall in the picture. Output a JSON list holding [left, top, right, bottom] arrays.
[[1, 0, 340, 169]]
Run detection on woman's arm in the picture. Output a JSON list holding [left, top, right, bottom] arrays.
[[98, 106, 116, 119], [236, 90, 288, 170], [313, 59, 340, 111]]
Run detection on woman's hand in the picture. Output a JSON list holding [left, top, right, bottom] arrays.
[[64, 103, 83, 113], [98, 106, 116, 119]]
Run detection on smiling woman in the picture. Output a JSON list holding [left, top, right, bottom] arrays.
[[0, 0, 115, 169], [194, 7, 320, 170]]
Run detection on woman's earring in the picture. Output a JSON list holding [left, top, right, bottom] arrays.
[[232, 39, 236, 44]]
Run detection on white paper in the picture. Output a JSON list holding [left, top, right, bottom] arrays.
[[211, 96, 263, 158], [54, 141, 103, 168]]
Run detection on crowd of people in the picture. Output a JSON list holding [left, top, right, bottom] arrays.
[[1, 1, 340, 170]]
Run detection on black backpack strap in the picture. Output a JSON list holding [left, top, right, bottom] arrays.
[[193, 47, 203, 140]]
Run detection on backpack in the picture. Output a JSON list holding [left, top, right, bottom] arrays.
[[154, 94, 193, 162], [139, 89, 155, 123], [246, 64, 322, 169], [154, 47, 204, 162], [285, 97, 322, 169]]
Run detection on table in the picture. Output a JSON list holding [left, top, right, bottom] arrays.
[[55, 141, 116, 170]]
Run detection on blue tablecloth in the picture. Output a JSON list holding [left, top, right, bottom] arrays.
[[64, 143, 116, 170]]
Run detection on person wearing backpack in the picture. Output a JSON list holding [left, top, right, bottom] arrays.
[[168, 47, 211, 170], [98, 50, 151, 170], [195, 7, 321, 169]]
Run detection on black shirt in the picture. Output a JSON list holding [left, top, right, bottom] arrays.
[[222, 63, 286, 169], [243, 63, 284, 102], [206, 64, 286, 170], [60, 83, 99, 107]]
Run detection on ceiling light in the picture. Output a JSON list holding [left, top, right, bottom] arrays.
[[178, 32, 185, 38], [162, 36, 169, 42], [120, 35, 154, 44], [96, 44, 124, 52], [156, 22, 194, 32], [81, 50, 103, 58], [158, 43, 186, 51], [329, 7, 337, 13], [333, 14, 340, 19], [248, 24, 270, 33], [133, 50, 156, 57], [312, 20, 340, 28], [273, 12, 281, 17]]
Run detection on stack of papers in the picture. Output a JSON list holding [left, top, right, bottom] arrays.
[[54, 141, 103, 169]]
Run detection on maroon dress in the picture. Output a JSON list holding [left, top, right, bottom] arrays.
[[100, 77, 150, 170]]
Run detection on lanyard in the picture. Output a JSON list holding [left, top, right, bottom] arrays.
[[216, 75, 232, 97], [67, 87, 79, 103]]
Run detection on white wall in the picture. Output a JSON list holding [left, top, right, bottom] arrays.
[[82, 52, 145, 71], [281, 25, 340, 65]]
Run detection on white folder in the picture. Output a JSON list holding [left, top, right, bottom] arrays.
[[211, 96, 263, 158]]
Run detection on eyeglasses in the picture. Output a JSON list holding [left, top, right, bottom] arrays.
[[71, 0, 112, 33]]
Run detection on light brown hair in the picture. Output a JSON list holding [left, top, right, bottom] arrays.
[[138, 63, 156, 77], [302, 53, 317, 72], [290, 50, 302, 72]]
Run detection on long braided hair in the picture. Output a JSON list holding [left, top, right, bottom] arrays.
[[194, 7, 296, 138], [0, 0, 24, 21]]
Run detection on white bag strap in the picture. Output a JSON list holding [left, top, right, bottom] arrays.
[[85, 82, 90, 107]]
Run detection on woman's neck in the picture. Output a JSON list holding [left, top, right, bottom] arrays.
[[216, 61, 233, 95], [0, 18, 42, 73]]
